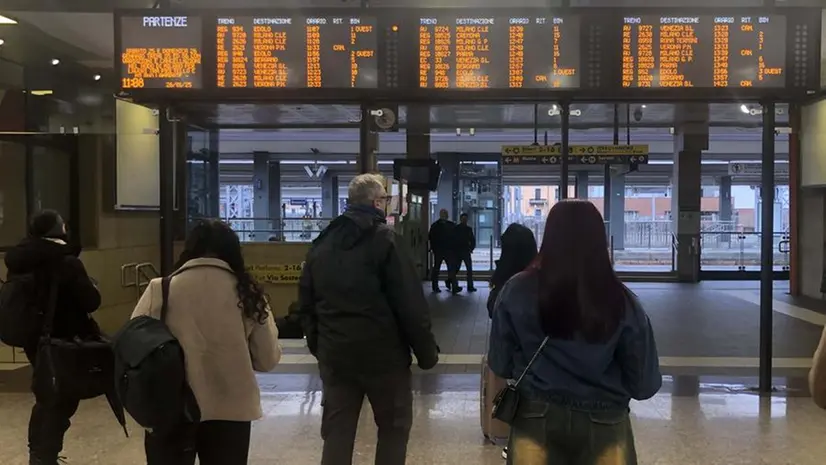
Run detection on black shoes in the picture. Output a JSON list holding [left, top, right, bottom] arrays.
[[468, 287, 478, 292]]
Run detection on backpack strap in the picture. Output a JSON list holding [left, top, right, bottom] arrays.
[[160, 276, 171, 323]]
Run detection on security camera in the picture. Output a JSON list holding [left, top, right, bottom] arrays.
[[633, 107, 643, 122]]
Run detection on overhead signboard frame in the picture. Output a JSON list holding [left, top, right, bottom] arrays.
[[501, 144, 650, 165], [114, 7, 822, 103]]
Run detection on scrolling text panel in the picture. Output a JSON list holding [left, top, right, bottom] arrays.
[[120, 15, 203, 89]]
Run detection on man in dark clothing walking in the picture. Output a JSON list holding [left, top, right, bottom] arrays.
[[449, 212, 477, 293], [3, 210, 101, 465], [297, 173, 439, 465], [428, 209, 455, 293]]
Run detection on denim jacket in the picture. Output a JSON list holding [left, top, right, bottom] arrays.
[[488, 271, 662, 409]]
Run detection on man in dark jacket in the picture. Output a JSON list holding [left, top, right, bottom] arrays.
[[297, 173, 439, 465], [428, 209, 455, 293], [3, 210, 101, 465], [449, 212, 477, 293]]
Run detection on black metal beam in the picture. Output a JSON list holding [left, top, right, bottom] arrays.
[[188, 121, 781, 131], [158, 107, 175, 276], [560, 102, 570, 199], [759, 101, 775, 395]]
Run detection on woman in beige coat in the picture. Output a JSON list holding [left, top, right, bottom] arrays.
[[811, 325, 826, 408], [133, 220, 281, 465]]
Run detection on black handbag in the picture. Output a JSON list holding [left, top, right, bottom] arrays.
[[491, 336, 549, 425], [32, 273, 114, 404]]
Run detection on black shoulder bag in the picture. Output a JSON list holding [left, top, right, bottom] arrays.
[[32, 272, 115, 404], [491, 336, 549, 425]]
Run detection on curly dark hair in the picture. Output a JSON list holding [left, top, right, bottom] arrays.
[[176, 220, 269, 324]]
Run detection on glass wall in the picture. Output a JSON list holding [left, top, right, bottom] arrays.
[[0, 141, 27, 248]]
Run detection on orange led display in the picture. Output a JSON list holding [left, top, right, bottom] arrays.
[[419, 16, 580, 89], [119, 15, 203, 89], [216, 16, 378, 88], [621, 16, 785, 88]]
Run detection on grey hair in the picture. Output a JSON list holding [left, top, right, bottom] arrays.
[[348, 173, 386, 206]]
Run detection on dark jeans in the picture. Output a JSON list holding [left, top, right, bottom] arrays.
[[319, 365, 413, 465], [449, 253, 474, 288], [25, 345, 79, 462], [431, 251, 453, 289], [508, 398, 637, 465], [144, 420, 252, 465]]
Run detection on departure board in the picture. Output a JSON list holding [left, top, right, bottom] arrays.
[[418, 15, 580, 89], [119, 15, 203, 89], [216, 15, 378, 88], [621, 15, 786, 88]]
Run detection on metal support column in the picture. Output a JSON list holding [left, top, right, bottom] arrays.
[[358, 105, 377, 174], [605, 104, 619, 238], [158, 107, 175, 276], [560, 102, 570, 199], [207, 129, 220, 218], [759, 101, 776, 395]]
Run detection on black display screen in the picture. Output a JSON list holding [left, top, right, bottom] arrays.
[[119, 15, 203, 89], [417, 14, 580, 89], [621, 15, 786, 88], [215, 15, 379, 88]]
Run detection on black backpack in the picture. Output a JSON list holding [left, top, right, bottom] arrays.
[[112, 274, 200, 434], [0, 272, 47, 347]]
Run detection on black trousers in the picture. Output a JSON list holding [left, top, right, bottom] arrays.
[[431, 251, 453, 289], [449, 253, 474, 288], [144, 420, 252, 465], [319, 365, 413, 465], [25, 345, 79, 461]]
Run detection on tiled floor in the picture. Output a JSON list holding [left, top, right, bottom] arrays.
[[0, 282, 825, 464], [1, 385, 826, 464]]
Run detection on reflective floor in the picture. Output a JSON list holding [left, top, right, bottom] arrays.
[[0, 282, 824, 464], [1, 382, 826, 465]]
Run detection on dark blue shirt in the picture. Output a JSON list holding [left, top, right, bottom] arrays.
[[488, 271, 662, 409]]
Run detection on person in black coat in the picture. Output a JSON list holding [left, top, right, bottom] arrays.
[[428, 209, 456, 292], [449, 213, 477, 293], [297, 174, 439, 465], [3, 210, 101, 465], [487, 223, 538, 318]]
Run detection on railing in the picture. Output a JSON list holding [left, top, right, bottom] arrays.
[[698, 231, 789, 271], [121, 262, 160, 300], [190, 217, 333, 242]]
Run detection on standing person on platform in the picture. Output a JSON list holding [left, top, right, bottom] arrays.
[[135, 220, 281, 465], [2, 210, 101, 465], [296, 173, 440, 465], [428, 209, 456, 293], [488, 200, 661, 465], [488, 223, 538, 317], [450, 212, 477, 293]]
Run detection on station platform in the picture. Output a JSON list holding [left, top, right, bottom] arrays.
[[0, 282, 825, 464]]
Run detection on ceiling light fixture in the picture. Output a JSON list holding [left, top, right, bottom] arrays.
[[0, 15, 18, 25], [50, 58, 60, 66], [94, 74, 101, 81], [0, 39, 5, 46], [30, 90, 53, 96], [740, 104, 750, 114]]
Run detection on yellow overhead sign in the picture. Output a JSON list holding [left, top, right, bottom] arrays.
[[500, 144, 649, 156], [247, 263, 304, 284]]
